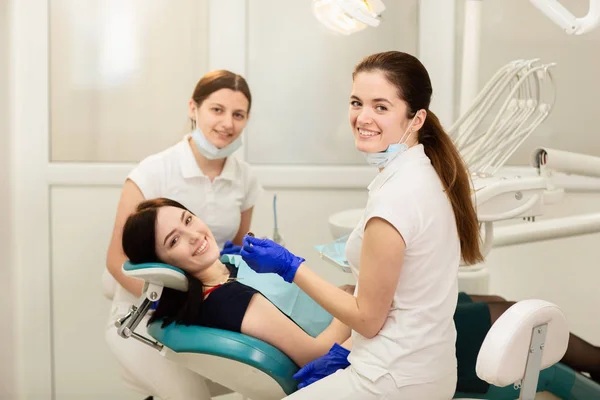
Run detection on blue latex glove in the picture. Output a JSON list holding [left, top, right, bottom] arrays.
[[220, 240, 242, 256], [293, 343, 350, 389], [240, 235, 305, 283]]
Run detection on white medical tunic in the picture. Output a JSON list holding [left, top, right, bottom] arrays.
[[345, 144, 460, 388], [128, 135, 262, 249]]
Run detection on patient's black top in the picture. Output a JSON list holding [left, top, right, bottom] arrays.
[[196, 263, 259, 333]]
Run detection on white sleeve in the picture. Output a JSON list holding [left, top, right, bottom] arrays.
[[127, 155, 164, 200], [364, 192, 421, 248], [241, 164, 263, 211]]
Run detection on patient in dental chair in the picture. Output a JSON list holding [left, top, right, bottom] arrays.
[[121, 198, 346, 368], [122, 198, 600, 393]]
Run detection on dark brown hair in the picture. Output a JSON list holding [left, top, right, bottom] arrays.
[[192, 69, 252, 112], [122, 198, 205, 327], [353, 51, 483, 265]]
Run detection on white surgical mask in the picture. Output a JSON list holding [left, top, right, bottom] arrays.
[[191, 110, 242, 160], [362, 116, 417, 169]]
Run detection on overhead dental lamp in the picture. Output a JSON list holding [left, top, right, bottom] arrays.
[[313, 0, 599, 36], [312, 0, 386, 35]]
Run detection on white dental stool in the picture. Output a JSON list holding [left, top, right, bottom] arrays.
[[458, 299, 569, 400]]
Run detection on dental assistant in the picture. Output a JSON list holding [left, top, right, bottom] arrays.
[[105, 70, 262, 400], [241, 51, 483, 399]]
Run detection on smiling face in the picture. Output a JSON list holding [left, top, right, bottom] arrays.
[[349, 70, 418, 154], [189, 88, 249, 149], [154, 206, 220, 274]]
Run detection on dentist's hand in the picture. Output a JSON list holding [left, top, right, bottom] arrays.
[[240, 235, 305, 283], [293, 343, 350, 389], [220, 240, 242, 256]]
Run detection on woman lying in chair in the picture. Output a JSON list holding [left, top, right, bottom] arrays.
[[122, 198, 600, 393], [121, 197, 346, 368]]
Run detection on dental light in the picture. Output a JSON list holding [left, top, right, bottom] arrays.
[[530, 0, 600, 35], [312, 0, 386, 35], [312, 0, 600, 37]]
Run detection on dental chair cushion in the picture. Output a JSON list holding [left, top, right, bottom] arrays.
[[123, 261, 188, 292], [147, 321, 299, 395], [475, 299, 569, 387]]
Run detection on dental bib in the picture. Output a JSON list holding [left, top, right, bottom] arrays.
[[221, 254, 333, 337]]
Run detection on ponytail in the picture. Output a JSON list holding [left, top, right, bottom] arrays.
[[420, 111, 483, 265]]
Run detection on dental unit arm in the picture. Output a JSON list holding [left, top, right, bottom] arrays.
[[533, 147, 600, 180], [529, 0, 600, 35], [477, 148, 600, 253]]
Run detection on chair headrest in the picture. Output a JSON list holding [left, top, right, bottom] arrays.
[[476, 299, 569, 387], [122, 261, 189, 292]]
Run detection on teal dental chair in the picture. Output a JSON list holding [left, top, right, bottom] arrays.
[[115, 261, 298, 400], [114, 262, 600, 400]]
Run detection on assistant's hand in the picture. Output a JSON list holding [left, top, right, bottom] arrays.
[[220, 240, 242, 256], [293, 343, 350, 389], [240, 235, 305, 283]]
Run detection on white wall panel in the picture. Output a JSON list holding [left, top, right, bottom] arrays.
[[50, 186, 139, 399], [0, 0, 16, 397], [49, 0, 209, 163], [245, 0, 419, 166], [11, 0, 53, 394]]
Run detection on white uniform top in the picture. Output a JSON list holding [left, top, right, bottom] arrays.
[[345, 144, 459, 387], [128, 135, 262, 249]]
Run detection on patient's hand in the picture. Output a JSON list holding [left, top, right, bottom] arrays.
[[339, 285, 356, 295]]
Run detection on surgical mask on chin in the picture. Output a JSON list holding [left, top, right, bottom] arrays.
[[191, 110, 242, 160], [362, 116, 417, 169]]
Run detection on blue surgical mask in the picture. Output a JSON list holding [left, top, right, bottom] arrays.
[[191, 110, 242, 160], [362, 116, 417, 169]]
